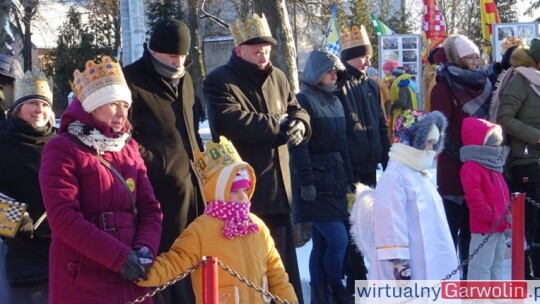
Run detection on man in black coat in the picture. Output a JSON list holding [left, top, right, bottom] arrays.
[[203, 13, 311, 304], [123, 19, 204, 304], [335, 24, 391, 299]]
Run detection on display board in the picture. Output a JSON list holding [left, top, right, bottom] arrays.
[[492, 22, 538, 62], [378, 34, 423, 104]]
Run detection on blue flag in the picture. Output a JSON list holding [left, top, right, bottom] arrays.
[[322, 5, 340, 56]]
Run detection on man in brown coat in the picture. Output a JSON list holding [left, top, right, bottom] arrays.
[[203, 13, 310, 303]]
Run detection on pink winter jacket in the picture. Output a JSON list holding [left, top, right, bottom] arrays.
[[39, 99, 162, 304], [460, 118, 510, 234]]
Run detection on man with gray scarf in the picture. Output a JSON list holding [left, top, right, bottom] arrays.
[[123, 19, 204, 304]]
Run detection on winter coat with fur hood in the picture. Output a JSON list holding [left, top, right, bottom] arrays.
[[460, 118, 510, 233]]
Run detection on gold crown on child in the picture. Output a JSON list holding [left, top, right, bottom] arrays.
[[192, 136, 243, 185], [14, 71, 53, 104], [70, 56, 127, 102], [340, 25, 370, 51], [230, 13, 273, 46]]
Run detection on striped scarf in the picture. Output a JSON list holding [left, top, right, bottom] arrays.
[[440, 65, 492, 118]]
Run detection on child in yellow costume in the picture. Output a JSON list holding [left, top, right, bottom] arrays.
[[138, 136, 297, 304]]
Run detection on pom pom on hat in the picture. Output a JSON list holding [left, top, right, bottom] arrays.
[[231, 168, 251, 192], [149, 19, 191, 55], [454, 35, 479, 59]]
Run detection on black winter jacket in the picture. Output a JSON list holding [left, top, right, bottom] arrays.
[[336, 63, 390, 175], [290, 49, 351, 223], [0, 118, 56, 285], [204, 51, 311, 215], [123, 47, 204, 252]]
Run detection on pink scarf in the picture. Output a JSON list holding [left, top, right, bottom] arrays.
[[204, 201, 259, 239]]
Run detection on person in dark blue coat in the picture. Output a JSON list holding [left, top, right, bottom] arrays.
[[290, 49, 352, 304]]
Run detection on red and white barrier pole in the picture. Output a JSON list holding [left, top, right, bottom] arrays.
[[512, 193, 526, 280], [202, 256, 218, 304]]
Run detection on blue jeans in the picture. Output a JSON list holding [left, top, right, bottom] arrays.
[[310, 221, 348, 286]]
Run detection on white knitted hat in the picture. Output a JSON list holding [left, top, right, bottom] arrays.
[[82, 84, 132, 113], [454, 35, 479, 58]]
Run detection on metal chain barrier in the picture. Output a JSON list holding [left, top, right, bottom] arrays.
[[217, 260, 297, 304], [127, 258, 297, 304], [127, 261, 203, 304]]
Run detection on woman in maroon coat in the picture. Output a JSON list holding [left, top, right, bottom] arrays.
[[39, 56, 162, 304], [430, 34, 492, 280]]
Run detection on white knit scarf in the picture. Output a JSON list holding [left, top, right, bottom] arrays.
[[388, 143, 436, 174]]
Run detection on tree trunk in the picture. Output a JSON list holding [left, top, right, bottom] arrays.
[[254, 0, 299, 93], [187, 0, 206, 106], [0, 0, 14, 55], [22, 0, 37, 71]]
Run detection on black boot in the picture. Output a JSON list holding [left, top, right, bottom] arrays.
[[329, 283, 350, 304], [310, 285, 330, 304]]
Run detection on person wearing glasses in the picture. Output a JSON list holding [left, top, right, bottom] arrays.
[[430, 34, 492, 280]]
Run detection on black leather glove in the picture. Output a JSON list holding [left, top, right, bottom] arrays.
[[286, 119, 306, 145], [17, 212, 34, 239], [120, 250, 148, 281], [393, 260, 411, 280], [301, 185, 316, 201]]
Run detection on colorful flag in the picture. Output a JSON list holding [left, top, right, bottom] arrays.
[[322, 5, 340, 56], [370, 14, 395, 36], [0, 192, 27, 238], [480, 0, 501, 54], [421, 0, 448, 64]]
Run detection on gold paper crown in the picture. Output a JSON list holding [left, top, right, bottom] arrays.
[[340, 25, 371, 51], [230, 13, 274, 46], [501, 36, 527, 54], [70, 56, 127, 103], [14, 71, 53, 106], [192, 136, 243, 185]]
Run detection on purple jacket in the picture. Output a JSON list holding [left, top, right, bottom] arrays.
[[39, 99, 162, 304]]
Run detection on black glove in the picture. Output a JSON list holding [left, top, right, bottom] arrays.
[[286, 119, 306, 145], [120, 250, 148, 281], [17, 212, 34, 239], [393, 260, 411, 280], [301, 185, 316, 201]]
